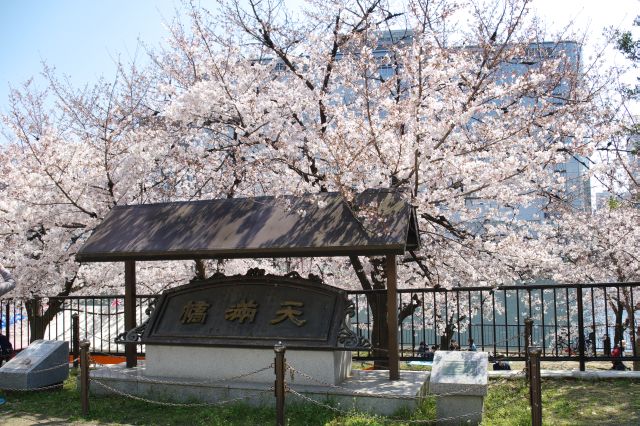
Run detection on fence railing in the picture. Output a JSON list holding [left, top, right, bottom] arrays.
[[1, 282, 639, 366]]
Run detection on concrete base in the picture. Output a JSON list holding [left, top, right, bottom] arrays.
[[90, 363, 428, 416], [435, 395, 483, 425], [145, 346, 352, 385]]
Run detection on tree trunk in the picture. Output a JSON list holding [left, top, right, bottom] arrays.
[[634, 328, 640, 372], [349, 256, 423, 370], [368, 292, 389, 369], [613, 303, 624, 347], [440, 319, 456, 350], [26, 297, 65, 343]]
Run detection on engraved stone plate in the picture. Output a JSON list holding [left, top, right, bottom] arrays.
[[0, 340, 69, 390], [142, 275, 350, 348], [429, 350, 488, 396]]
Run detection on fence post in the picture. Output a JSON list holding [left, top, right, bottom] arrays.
[[274, 341, 286, 426], [528, 347, 542, 426], [576, 286, 586, 371], [80, 340, 90, 416], [72, 314, 80, 368], [524, 318, 533, 382]]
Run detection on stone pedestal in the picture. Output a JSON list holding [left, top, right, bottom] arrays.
[[145, 345, 351, 385], [0, 340, 69, 390], [90, 364, 427, 416], [429, 351, 488, 425]]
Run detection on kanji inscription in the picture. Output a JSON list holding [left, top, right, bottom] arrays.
[[224, 299, 259, 323], [270, 301, 307, 326], [180, 300, 211, 324], [143, 276, 348, 348]]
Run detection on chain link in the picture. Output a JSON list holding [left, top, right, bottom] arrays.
[[91, 379, 269, 407], [1, 359, 76, 375], [286, 387, 484, 424], [285, 362, 489, 400], [99, 363, 275, 388], [0, 382, 66, 393]]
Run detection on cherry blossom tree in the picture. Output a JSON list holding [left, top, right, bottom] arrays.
[[0, 0, 621, 352]]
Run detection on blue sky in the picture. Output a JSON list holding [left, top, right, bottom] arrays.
[[0, 0, 182, 116], [0, 0, 637, 122]]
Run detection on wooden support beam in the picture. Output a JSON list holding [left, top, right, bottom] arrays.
[[386, 254, 399, 380], [124, 260, 137, 368]]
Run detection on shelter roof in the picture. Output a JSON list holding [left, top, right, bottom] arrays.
[[76, 189, 419, 262]]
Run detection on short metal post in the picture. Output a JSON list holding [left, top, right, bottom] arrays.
[[577, 286, 586, 371], [524, 318, 533, 382], [80, 340, 90, 416], [72, 314, 80, 368], [528, 347, 542, 426], [274, 341, 286, 426]]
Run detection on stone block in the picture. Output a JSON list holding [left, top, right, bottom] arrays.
[[145, 345, 351, 385], [429, 351, 488, 425], [435, 395, 484, 425], [0, 340, 69, 390], [429, 351, 488, 396]]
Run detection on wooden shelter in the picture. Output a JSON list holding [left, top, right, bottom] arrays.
[[76, 188, 419, 380]]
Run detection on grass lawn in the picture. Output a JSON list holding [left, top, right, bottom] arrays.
[[0, 370, 638, 425]]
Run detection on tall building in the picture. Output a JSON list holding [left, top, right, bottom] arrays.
[[377, 36, 592, 219]]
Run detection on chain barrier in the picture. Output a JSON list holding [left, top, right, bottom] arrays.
[[91, 379, 271, 408], [285, 366, 533, 424], [285, 362, 510, 400], [99, 363, 275, 388], [286, 387, 484, 424], [0, 382, 66, 393], [0, 359, 79, 375], [28, 360, 73, 374]]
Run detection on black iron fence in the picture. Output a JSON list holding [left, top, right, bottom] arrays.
[[349, 282, 639, 365], [1, 282, 639, 366]]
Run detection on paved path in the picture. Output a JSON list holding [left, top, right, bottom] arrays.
[[0, 413, 91, 425], [0, 412, 131, 426]]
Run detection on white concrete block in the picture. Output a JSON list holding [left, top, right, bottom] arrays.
[[145, 345, 352, 385]]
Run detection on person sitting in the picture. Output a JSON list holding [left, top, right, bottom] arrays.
[[0, 265, 15, 366], [449, 339, 459, 351], [425, 347, 435, 361], [493, 358, 511, 370], [0, 333, 12, 366], [417, 341, 428, 358], [468, 338, 477, 351], [611, 344, 627, 371]]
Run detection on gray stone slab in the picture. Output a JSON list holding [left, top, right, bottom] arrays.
[[429, 351, 488, 396], [0, 340, 69, 390], [435, 395, 483, 425], [90, 363, 428, 416]]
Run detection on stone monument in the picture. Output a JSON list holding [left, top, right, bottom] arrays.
[[118, 274, 365, 385], [429, 350, 488, 425], [0, 340, 69, 390]]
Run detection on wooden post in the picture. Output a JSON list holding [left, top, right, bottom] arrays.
[[386, 255, 399, 380], [124, 260, 137, 368], [274, 342, 286, 426], [80, 340, 90, 416], [529, 347, 542, 426], [72, 313, 80, 368], [524, 318, 533, 382]]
